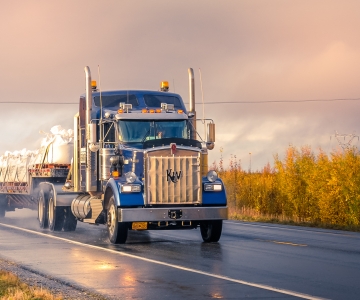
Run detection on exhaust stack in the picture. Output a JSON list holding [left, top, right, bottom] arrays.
[[85, 66, 92, 127], [84, 66, 97, 192], [188, 68, 196, 140]]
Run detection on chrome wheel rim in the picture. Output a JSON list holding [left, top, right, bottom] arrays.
[[108, 203, 116, 236]]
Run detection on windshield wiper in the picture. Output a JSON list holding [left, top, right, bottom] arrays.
[[141, 129, 151, 142]]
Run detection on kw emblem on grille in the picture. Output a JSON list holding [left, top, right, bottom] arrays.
[[166, 169, 182, 183]]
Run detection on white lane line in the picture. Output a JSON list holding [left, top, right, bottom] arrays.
[[224, 220, 358, 238], [0, 223, 326, 300]]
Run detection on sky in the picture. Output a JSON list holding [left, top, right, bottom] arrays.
[[1, 0, 360, 171]]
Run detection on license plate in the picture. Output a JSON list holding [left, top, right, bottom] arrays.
[[132, 222, 148, 230]]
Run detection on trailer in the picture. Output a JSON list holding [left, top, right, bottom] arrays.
[[0, 67, 227, 244]]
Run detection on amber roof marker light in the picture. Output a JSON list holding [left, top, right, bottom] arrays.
[[160, 81, 169, 92]]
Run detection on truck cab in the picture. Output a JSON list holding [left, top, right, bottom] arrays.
[[67, 68, 227, 243]]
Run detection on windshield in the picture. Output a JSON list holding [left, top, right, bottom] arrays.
[[143, 94, 182, 109], [118, 120, 189, 143]]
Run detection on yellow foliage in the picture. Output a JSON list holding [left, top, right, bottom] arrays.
[[215, 146, 360, 229]]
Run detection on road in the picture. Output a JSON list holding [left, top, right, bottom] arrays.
[[0, 209, 359, 299]]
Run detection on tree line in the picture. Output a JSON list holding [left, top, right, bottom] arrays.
[[214, 146, 360, 230]]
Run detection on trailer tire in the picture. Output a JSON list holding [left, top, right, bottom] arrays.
[[48, 190, 64, 232], [38, 190, 48, 229], [107, 197, 128, 244], [200, 220, 223, 243], [63, 207, 77, 232]]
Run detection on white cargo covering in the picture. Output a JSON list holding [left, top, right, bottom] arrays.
[[0, 126, 73, 183], [41, 126, 74, 164]]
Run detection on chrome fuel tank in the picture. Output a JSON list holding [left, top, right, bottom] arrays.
[[100, 148, 115, 180]]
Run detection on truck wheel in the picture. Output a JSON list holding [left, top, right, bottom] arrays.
[[63, 207, 77, 231], [107, 197, 128, 244], [200, 220, 223, 243], [38, 190, 48, 229], [48, 190, 64, 232]]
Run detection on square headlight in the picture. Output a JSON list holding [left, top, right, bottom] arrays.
[[204, 184, 222, 191], [121, 184, 141, 193]]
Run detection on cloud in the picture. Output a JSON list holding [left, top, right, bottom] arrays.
[[1, 0, 360, 172]]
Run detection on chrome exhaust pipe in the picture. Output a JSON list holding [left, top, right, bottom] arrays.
[[84, 66, 97, 192], [188, 68, 196, 139], [84, 66, 92, 127]]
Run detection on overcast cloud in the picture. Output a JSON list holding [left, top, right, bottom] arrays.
[[1, 0, 359, 170]]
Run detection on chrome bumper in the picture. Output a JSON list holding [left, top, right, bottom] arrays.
[[118, 206, 228, 222]]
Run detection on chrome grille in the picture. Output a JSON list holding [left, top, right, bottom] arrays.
[[146, 152, 201, 205]]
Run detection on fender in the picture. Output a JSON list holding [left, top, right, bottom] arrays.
[[38, 182, 78, 207], [202, 178, 227, 206], [104, 178, 121, 207], [104, 178, 144, 207]]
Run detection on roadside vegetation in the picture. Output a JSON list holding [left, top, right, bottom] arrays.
[[214, 146, 360, 231], [0, 270, 61, 300]]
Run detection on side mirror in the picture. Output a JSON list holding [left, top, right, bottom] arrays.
[[206, 123, 215, 150], [207, 123, 215, 143]]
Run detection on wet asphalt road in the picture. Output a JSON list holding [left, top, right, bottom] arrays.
[[0, 209, 360, 299]]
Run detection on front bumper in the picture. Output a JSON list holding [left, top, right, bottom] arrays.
[[118, 206, 228, 222]]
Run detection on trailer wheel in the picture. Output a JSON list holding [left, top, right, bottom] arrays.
[[200, 220, 223, 243], [48, 190, 64, 232], [107, 197, 128, 244], [63, 207, 77, 232], [38, 190, 48, 229]]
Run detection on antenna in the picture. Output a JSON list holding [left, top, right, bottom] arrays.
[[198, 68, 206, 140]]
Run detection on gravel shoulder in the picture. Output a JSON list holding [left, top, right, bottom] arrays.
[[0, 258, 108, 300]]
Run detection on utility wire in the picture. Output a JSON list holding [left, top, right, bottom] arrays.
[[0, 97, 359, 105], [191, 97, 360, 105]]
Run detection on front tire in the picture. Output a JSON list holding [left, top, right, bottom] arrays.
[[38, 189, 48, 229], [48, 190, 64, 232], [200, 220, 223, 243], [107, 197, 128, 244]]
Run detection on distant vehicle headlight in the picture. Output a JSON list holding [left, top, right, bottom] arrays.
[[207, 170, 218, 182], [125, 171, 137, 183]]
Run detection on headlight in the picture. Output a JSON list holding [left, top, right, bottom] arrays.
[[125, 171, 137, 183], [204, 184, 222, 191], [207, 170, 218, 182], [121, 184, 141, 193]]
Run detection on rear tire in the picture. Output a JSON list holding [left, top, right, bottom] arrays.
[[38, 189, 48, 229], [48, 190, 65, 232], [107, 197, 128, 244], [200, 220, 223, 243]]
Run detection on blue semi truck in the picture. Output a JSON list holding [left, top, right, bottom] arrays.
[[0, 67, 227, 244]]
